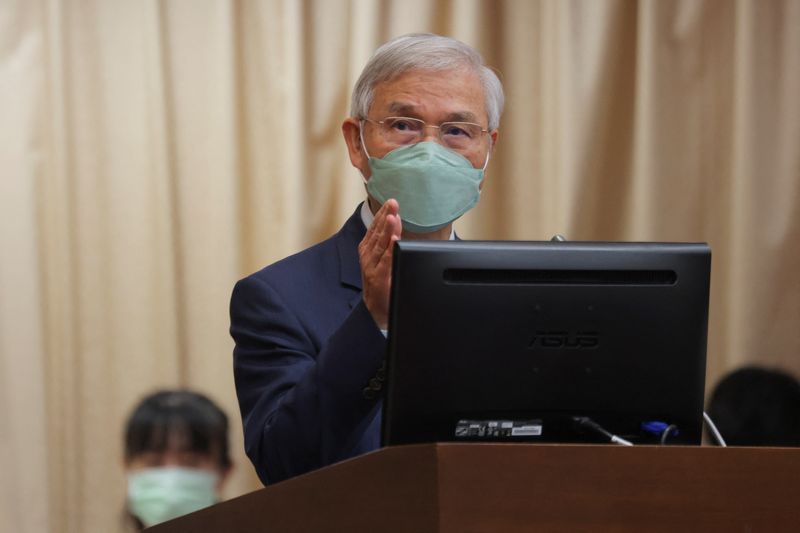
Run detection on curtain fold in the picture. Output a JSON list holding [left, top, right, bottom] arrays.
[[0, 5, 51, 532], [1, 1, 798, 531]]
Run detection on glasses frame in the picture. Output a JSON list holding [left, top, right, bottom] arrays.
[[362, 116, 490, 149]]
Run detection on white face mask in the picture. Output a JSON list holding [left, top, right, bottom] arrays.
[[127, 467, 219, 527]]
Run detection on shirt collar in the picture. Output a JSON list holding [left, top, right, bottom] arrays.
[[360, 199, 456, 240]]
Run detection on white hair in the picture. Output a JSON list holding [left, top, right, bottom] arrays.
[[350, 33, 504, 130]]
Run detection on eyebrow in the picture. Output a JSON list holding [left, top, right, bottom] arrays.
[[386, 102, 480, 124]]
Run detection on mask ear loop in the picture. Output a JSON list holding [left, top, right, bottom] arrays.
[[481, 151, 491, 172], [357, 120, 373, 186], [476, 138, 492, 197], [480, 141, 492, 171], [359, 120, 373, 160]]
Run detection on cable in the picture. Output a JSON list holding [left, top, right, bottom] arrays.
[[703, 411, 727, 447], [659, 424, 679, 444], [573, 416, 634, 446]]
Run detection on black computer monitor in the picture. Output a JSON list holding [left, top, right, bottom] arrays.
[[381, 240, 711, 447]]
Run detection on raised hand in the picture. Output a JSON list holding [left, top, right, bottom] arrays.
[[358, 199, 402, 330]]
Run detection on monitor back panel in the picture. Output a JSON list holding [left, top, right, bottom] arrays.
[[381, 241, 710, 447]]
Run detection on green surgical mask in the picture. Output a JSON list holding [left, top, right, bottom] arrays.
[[127, 467, 219, 527], [361, 135, 489, 233]]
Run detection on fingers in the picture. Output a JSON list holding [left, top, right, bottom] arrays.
[[360, 200, 400, 268], [385, 203, 402, 241], [358, 199, 401, 330]]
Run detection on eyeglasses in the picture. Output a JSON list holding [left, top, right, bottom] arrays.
[[362, 116, 489, 151]]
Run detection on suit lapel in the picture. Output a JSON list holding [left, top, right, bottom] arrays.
[[336, 205, 367, 301]]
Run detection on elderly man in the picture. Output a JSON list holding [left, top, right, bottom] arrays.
[[230, 33, 503, 484]]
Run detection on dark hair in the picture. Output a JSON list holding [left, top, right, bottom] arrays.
[[708, 366, 800, 446], [124, 390, 232, 469]]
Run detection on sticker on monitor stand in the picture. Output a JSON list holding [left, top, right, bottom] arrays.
[[455, 419, 543, 438]]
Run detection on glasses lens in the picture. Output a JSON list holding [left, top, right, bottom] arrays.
[[440, 122, 484, 150], [381, 117, 424, 144]]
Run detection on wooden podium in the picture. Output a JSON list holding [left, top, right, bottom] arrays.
[[148, 443, 800, 532]]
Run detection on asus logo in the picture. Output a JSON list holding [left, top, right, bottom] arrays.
[[528, 331, 599, 349]]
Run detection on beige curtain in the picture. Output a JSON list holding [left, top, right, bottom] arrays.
[[1, 1, 798, 531]]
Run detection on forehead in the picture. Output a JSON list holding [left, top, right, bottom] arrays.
[[369, 68, 488, 124], [126, 429, 220, 465]]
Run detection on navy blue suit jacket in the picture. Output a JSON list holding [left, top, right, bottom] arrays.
[[230, 204, 386, 484]]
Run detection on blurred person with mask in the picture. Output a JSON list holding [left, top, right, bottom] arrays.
[[230, 33, 503, 484], [123, 390, 233, 530]]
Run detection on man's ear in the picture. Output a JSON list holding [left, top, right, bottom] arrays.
[[342, 118, 371, 178]]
